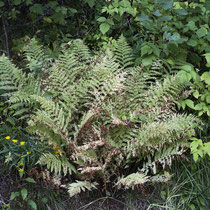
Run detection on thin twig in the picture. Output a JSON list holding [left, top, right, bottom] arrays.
[[1, 12, 10, 58]]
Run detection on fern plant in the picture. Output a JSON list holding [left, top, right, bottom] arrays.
[[0, 36, 199, 196]]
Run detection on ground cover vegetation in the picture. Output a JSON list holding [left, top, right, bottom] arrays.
[[0, 0, 209, 209]]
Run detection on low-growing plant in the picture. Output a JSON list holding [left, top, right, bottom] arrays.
[[0, 36, 200, 196]]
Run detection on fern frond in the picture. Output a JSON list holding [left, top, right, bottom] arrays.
[[37, 153, 76, 176], [113, 35, 134, 70], [116, 173, 149, 190], [67, 181, 98, 197], [24, 38, 50, 73], [71, 39, 92, 61], [0, 55, 26, 93]]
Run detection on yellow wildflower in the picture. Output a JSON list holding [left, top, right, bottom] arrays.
[[27, 152, 31, 155], [19, 168, 23, 172], [12, 139, 18, 143], [5, 136, 10, 140], [18, 161, 24, 166], [54, 149, 60, 154], [20, 141, 25, 146]]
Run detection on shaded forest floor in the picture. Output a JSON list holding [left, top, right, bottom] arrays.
[[0, 166, 164, 210]]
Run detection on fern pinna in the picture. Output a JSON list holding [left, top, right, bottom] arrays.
[[0, 36, 198, 196]]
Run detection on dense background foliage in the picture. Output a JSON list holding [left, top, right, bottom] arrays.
[[0, 0, 209, 209]]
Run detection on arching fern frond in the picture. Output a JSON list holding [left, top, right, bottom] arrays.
[[37, 153, 76, 176], [113, 35, 134, 70], [67, 181, 98, 197], [116, 173, 149, 190]]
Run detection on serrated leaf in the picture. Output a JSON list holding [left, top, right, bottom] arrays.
[[21, 188, 28, 200], [99, 23, 110, 35]]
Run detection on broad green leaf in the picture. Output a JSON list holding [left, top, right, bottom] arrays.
[[43, 17, 52, 23], [21, 188, 28, 200], [193, 153, 198, 162], [175, 9, 188, 15], [204, 142, 210, 156], [10, 192, 20, 200], [41, 197, 48, 204], [201, 72, 210, 85], [107, 19, 114, 25], [24, 177, 36, 183], [187, 21, 197, 31], [193, 90, 200, 99], [181, 65, 193, 72], [26, 0, 32, 5], [29, 4, 44, 15], [28, 200, 37, 210], [153, 46, 160, 57], [13, 0, 21, 5], [99, 23, 110, 34], [195, 104, 202, 111], [206, 32, 210, 42], [153, 10, 162, 16], [0, 1, 4, 7], [142, 55, 156, 66], [160, 0, 174, 10], [206, 96, 210, 104], [138, 14, 149, 21], [159, 16, 172, 21], [177, 71, 190, 83], [97, 17, 106, 22], [196, 28, 207, 38], [69, 8, 77, 14], [203, 53, 210, 67], [185, 99, 194, 109], [141, 45, 152, 56], [187, 39, 198, 47], [139, 115, 146, 121], [86, 0, 95, 8]]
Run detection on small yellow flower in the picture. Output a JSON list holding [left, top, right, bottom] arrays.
[[12, 139, 18, 143], [18, 161, 24, 166], [37, 51, 41, 54], [54, 149, 60, 154], [20, 141, 25, 146], [19, 168, 23, 172], [5, 136, 10, 140], [27, 152, 31, 155]]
